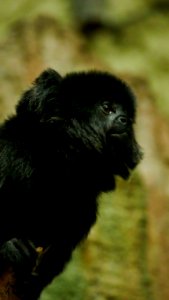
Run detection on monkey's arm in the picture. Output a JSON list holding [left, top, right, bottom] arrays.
[[0, 241, 66, 299]]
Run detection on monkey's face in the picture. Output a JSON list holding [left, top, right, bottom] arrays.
[[99, 100, 142, 180], [57, 72, 143, 181], [74, 97, 142, 181]]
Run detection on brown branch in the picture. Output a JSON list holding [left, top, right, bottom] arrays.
[[0, 267, 20, 300]]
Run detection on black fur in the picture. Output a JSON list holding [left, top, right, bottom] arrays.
[[0, 69, 142, 296]]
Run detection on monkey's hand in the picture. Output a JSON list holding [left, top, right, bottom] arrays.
[[0, 238, 37, 275], [0, 239, 38, 299]]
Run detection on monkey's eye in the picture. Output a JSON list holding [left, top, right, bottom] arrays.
[[102, 102, 115, 115]]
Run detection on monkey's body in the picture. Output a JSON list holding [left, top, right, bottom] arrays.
[[0, 108, 110, 245], [0, 69, 142, 297]]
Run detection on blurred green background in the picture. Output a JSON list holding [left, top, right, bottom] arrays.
[[1, 1, 169, 299]]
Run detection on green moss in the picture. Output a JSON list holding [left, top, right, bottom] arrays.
[[41, 250, 87, 300]]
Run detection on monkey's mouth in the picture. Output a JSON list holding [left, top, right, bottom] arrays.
[[115, 163, 131, 180], [113, 149, 142, 180]]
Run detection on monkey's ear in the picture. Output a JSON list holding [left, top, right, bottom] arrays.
[[34, 68, 62, 87], [16, 69, 62, 118]]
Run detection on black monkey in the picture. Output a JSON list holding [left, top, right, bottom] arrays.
[[0, 69, 142, 297]]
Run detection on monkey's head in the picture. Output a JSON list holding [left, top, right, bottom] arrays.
[[17, 69, 143, 184]]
